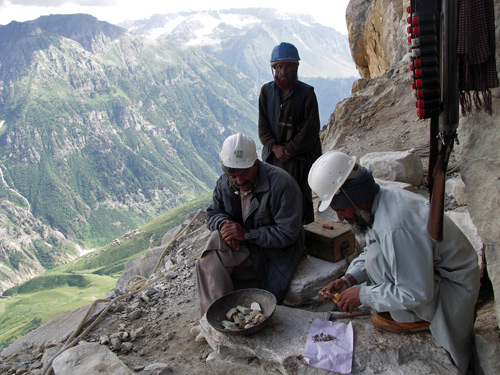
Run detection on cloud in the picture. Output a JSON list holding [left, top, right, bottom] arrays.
[[0, 0, 349, 34], [4, 0, 116, 6]]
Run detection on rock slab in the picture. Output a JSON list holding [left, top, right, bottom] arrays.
[[201, 304, 458, 375], [52, 343, 133, 375], [284, 256, 348, 306]]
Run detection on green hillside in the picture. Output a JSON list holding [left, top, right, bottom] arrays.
[[0, 14, 258, 287], [0, 192, 212, 348], [0, 274, 116, 348]]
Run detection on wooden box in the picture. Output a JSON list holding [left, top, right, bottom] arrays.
[[303, 219, 355, 263]]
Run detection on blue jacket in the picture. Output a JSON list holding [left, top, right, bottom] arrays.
[[207, 161, 304, 303]]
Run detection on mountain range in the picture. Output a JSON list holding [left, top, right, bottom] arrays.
[[0, 13, 258, 290], [120, 8, 359, 122], [0, 9, 358, 292]]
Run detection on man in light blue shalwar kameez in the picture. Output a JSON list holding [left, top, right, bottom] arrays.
[[308, 151, 480, 374]]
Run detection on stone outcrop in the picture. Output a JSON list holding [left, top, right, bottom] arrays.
[[51, 343, 134, 375], [346, 0, 408, 79], [360, 150, 424, 186], [284, 256, 348, 307], [201, 305, 458, 375], [320, 59, 429, 158]]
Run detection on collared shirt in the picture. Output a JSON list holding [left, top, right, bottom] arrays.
[[240, 190, 253, 223]]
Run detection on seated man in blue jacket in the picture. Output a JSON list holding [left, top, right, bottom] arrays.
[[308, 150, 480, 374], [195, 133, 304, 320]]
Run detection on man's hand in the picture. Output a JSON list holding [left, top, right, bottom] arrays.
[[272, 144, 291, 162], [219, 220, 247, 250], [337, 287, 361, 313], [319, 279, 349, 301]]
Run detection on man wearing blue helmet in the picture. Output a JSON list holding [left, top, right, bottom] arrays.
[[258, 42, 322, 224]]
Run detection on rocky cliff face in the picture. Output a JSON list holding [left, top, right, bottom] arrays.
[[346, 0, 408, 79], [335, 0, 500, 327], [0, 199, 73, 291]]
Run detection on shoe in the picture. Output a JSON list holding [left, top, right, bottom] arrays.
[[189, 325, 207, 343], [371, 312, 430, 333], [195, 333, 207, 343], [189, 325, 201, 338]]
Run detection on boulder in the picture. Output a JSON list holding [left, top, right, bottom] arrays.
[[456, 91, 500, 325], [52, 343, 133, 375], [445, 176, 466, 206], [360, 150, 424, 186], [116, 245, 169, 289], [284, 256, 348, 306], [446, 208, 485, 272], [375, 178, 413, 191]]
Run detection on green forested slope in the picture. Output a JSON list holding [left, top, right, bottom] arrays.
[[0, 15, 257, 287], [0, 192, 211, 347]]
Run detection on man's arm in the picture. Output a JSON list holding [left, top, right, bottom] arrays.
[[345, 245, 369, 284], [246, 171, 303, 249], [206, 177, 233, 232], [219, 220, 247, 250], [258, 84, 278, 153], [284, 88, 320, 156]]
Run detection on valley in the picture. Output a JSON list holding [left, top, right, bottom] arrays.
[[0, 10, 357, 294]]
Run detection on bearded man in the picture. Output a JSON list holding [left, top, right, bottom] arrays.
[[307, 150, 480, 374], [258, 42, 322, 224]]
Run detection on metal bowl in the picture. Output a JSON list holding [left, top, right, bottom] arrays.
[[206, 288, 277, 336]]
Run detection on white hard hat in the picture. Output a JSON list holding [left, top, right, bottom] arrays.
[[308, 151, 357, 212], [220, 133, 258, 169]]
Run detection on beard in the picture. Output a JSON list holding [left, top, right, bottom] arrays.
[[274, 72, 298, 91], [349, 209, 374, 239]]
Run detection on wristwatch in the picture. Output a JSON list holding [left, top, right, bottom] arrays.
[[244, 232, 251, 241]]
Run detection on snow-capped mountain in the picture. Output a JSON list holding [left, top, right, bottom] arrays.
[[120, 8, 359, 82], [120, 8, 359, 125]]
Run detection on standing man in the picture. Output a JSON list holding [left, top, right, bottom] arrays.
[[258, 42, 322, 224], [195, 133, 304, 318], [308, 151, 480, 374]]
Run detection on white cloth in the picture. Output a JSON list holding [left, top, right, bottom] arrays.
[[347, 187, 480, 373], [304, 319, 353, 374]]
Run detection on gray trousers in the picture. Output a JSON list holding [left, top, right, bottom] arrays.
[[196, 231, 252, 316]]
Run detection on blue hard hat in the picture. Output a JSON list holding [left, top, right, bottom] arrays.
[[270, 42, 300, 65]]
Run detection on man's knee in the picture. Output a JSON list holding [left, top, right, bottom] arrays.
[[195, 249, 215, 273]]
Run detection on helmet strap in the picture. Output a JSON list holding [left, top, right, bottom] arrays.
[[340, 187, 365, 216]]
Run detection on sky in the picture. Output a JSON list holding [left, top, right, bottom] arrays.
[[0, 0, 350, 34]]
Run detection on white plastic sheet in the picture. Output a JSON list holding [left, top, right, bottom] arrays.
[[304, 318, 354, 374]]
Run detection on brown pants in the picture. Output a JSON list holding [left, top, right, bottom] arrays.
[[196, 231, 252, 316]]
